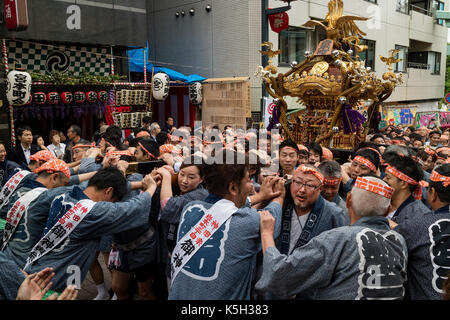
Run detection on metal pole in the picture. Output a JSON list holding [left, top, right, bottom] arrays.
[[261, 0, 269, 120]]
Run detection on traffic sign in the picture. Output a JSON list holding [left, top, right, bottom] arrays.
[[445, 93, 450, 104]]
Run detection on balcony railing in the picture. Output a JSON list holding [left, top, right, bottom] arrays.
[[409, 4, 433, 17], [407, 62, 430, 69]]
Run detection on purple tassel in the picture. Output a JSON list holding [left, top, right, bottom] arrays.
[[342, 104, 366, 134], [267, 104, 281, 131]]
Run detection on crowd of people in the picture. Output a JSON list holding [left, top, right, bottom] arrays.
[[0, 116, 449, 301]]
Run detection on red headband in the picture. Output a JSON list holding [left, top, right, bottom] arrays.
[[385, 166, 422, 200], [354, 176, 394, 199], [430, 170, 450, 187], [436, 147, 450, 154], [359, 147, 382, 161], [295, 164, 324, 184], [138, 142, 157, 159], [72, 142, 96, 150], [323, 177, 342, 186], [424, 147, 436, 156], [106, 150, 134, 158], [280, 146, 298, 154], [353, 156, 377, 173]]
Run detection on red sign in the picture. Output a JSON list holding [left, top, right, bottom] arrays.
[[4, 0, 28, 31], [268, 11, 289, 33]]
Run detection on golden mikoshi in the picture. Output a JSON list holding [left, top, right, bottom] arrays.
[[256, 0, 403, 150]]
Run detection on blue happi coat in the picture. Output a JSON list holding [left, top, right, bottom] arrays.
[[23, 185, 151, 292], [168, 194, 282, 300], [256, 216, 408, 300]]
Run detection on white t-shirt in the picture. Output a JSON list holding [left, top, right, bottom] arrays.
[[47, 143, 66, 159], [387, 210, 396, 220], [289, 209, 310, 254]]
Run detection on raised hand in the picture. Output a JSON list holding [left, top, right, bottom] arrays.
[[16, 267, 55, 300], [47, 285, 78, 300]]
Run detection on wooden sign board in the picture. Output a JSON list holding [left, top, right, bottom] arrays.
[[314, 39, 334, 56], [201, 77, 251, 130]]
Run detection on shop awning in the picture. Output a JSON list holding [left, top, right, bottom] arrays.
[[127, 45, 206, 84]]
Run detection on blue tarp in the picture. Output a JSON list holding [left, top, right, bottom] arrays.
[[127, 45, 206, 84]]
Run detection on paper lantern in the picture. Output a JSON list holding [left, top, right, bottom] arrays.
[[73, 91, 86, 104], [152, 72, 170, 100], [61, 92, 73, 104], [98, 91, 108, 103], [268, 12, 289, 33], [6, 70, 32, 106], [33, 92, 47, 105], [86, 91, 97, 103], [189, 82, 202, 105], [47, 92, 60, 104]]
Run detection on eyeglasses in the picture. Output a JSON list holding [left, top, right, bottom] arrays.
[[292, 180, 321, 191]]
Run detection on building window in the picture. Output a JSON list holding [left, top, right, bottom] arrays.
[[279, 26, 311, 65], [359, 39, 376, 70], [410, 1, 433, 16], [429, 51, 442, 74], [365, 0, 377, 3], [408, 51, 429, 69], [396, 0, 409, 14], [394, 45, 408, 73], [433, 0, 445, 25]]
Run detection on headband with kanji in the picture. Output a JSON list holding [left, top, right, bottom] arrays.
[[30, 150, 56, 163], [429, 169, 450, 187], [354, 176, 394, 199], [295, 164, 324, 184], [385, 165, 422, 200], [323, 177, 342, 186], [34, 159, 71, 179], [353, 156, 377, 173]]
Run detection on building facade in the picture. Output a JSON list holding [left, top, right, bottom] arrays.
[[148, 0, 448, 127], [0, 0, 148, 146]]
